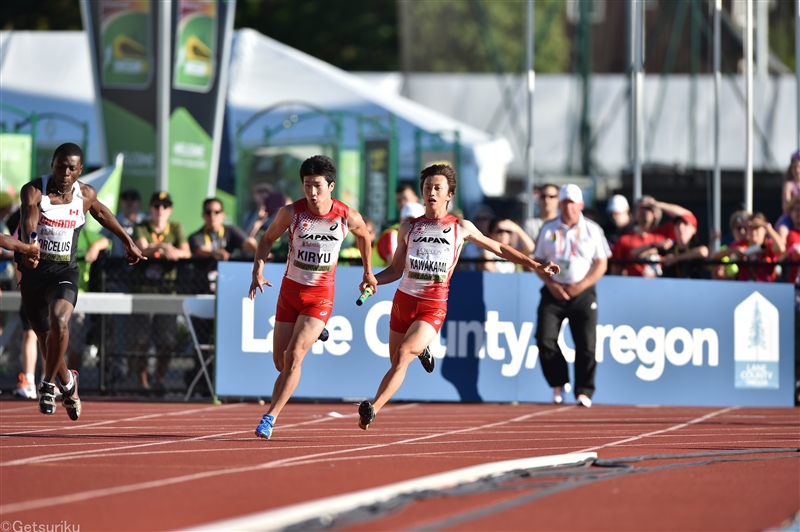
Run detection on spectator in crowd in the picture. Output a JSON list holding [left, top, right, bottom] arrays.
[[103, 188, 147, 258], [781, 196, 800, 404], [524, 183, 560, 244], [479, 217, 535, 273], [340, 217, 376, 262], [533, 184, 610, 408], [611, 196, 694, 277], [2, 205, 42, 399], [373, 201, 426, 267], [711, 212, 785, 282], [189, 198, 257, 260], [132, 191, 191, 392], [782, 196, 800, 285], [776, 150, 800, 244], [243, 183, 292, 240], [712, 211, 750, 280], [603, 194, 633, 250], [458, 204, 494, 271], [630, 212, 709, 279], [389, 182, 421, 226]]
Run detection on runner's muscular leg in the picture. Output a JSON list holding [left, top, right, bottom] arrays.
[[42, 299, 74, 385], [267, 315, 326, 419], [372, 320, 437, 414]]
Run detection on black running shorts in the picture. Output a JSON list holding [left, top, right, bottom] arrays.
[[20, 268, 80, 332]]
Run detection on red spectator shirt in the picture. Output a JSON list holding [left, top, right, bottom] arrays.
[[612, 230, 668, 277], [729, 237, 781, 282], [785, 229, 800, 284]]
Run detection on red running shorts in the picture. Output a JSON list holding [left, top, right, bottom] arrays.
[[389, 289, 448, 334], [275, 277, 335, 324]]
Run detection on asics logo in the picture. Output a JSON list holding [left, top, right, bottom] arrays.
[[329, 223, 339, 231], [319, 310, 329, 316], [443, 227, 452, 233]]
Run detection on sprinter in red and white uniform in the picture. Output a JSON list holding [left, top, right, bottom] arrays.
[[16, 143, 145, 420], [249, 155, 377, 440], [357, 164, 560, 430]]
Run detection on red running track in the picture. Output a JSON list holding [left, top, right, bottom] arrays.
[[0, 400, 797, 531]]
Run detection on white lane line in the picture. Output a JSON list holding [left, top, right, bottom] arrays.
[[577, 406, 740, 453], [0, 403, 246, 436], [186, 452, 598, 532], [1, 415, 342, 466], [0, 406, 570, 514]]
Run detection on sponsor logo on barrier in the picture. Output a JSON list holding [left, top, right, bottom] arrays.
[[734, 292, 779, 389], [240, 300, 723, 381]]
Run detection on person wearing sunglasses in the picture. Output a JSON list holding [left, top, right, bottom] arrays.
[[479, 217, 534, 273], [523, 183, 560, 244], [189, 198, 257, 261], [131, 191, 191, 392]]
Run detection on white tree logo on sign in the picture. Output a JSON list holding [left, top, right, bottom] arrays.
[[734, 292, 779, 388]]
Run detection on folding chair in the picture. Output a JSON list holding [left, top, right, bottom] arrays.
[[182, 295, 218, 401]]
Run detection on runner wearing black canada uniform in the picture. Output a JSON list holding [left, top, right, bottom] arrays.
[[16, 143, 144, 419]]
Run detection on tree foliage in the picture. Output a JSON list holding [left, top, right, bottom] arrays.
[[235, 0, 399, 71], [399, 0, 570, 73]]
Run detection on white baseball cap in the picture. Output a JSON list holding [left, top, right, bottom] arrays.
[[606, 194, 630, 214], [400, 202, 425, 220], [558, 184, 583, 203]]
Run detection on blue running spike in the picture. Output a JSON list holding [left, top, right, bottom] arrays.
[[255, 414, 275, 440]]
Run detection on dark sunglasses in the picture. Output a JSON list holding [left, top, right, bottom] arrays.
[[204, 209, 223, 215], [152, 203, 170, 210], [541, 194, 558, 200], [121, 195, 139, 201]]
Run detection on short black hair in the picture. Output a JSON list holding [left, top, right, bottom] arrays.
[[299, 155, 336, 184], [202, 197, 223, 212], [52, 142, 84, 163]]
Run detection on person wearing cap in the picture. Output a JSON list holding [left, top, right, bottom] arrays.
[[131, 191, 191, 391], [603, 194, 633, 250], [533, 184, 611, 408], [478, 217, 535, 273], [775, 150, 800, 244], [611, 195, 694, 277], [630, 212, 710, 279]]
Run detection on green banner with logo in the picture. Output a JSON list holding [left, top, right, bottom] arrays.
[[173, 0, 217, 92], [0, 133, 33, 195], [167, 107, 213, 231]]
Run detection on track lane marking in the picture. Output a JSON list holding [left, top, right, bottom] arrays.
[[577, 406, 740, 453], [0, 406, 570, 514]]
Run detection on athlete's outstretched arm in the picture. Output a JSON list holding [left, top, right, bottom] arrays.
[[348, 209, 378, 295], [374, 222, 409, 285], [0, 234, 39, 260], [461, 219, 559, 276], [19, 180, 44, 269], [249, 204, 294, 299], [83, 183, 145, 265]]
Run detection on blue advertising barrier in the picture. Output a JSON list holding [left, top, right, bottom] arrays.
[[216, 262, 795, 406]]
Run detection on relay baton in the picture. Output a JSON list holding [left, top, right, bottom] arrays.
[[356, 287, 373, 306], [30, 232, 38, 244]]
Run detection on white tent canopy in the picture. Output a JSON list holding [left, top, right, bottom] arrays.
[[0, 30, 514, 212], [227, 29, 514, 209]]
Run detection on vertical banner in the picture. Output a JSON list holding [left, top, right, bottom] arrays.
[[363, 140, 390, 229], [0, 134, 33, 195], [168, 0, 235, 232], [82, 0, 235, 231], [82, 0, 158, 193]]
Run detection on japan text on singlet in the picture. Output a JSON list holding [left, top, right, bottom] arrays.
[[397, 214, 464, 301], [35, 175, 86, 268], [284, 198, 349, 286]]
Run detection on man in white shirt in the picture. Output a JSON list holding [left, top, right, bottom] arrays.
[[533, 184, 611, 407]]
